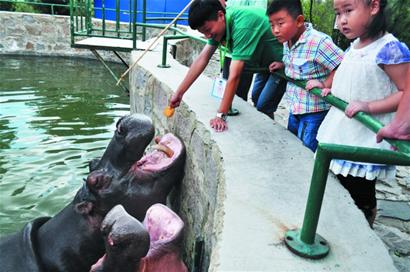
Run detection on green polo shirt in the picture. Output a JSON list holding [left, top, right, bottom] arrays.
[[208, 6, 283, 68]]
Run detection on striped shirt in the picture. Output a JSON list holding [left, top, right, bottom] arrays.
[[283, 23, 344, 114]]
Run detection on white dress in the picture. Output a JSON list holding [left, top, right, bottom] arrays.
[[317, 33, 409, 180]]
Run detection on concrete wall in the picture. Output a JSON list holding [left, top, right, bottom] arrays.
[[130, 48, 397, 271]]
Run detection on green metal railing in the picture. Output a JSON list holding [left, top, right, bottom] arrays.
[[69, 0, 189, 51], [275, 71, 410, 259]]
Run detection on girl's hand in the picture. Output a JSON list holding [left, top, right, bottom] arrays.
[[305, 79, 324, 91], [345, 100, 370, 118], [321, 88, 331, 97], [269, 62, 284, 72]]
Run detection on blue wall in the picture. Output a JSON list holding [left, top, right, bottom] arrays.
[[94, 0, 189, 25]]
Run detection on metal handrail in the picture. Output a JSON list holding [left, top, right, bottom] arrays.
[[267, 71, 410, 259]]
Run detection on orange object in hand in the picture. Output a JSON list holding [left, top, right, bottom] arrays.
[[163, 106, 175, 118]]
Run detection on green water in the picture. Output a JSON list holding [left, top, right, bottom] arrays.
[[0, 56, 130, 236]]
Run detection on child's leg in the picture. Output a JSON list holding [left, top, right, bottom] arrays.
[[337, 174, 377, 227], [254, 74, 283, 117], [251, 73, 269, 107], [298, 111, 328, 152], [287, 112, 300, 136]]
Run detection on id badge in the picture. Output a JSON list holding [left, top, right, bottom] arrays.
[[211, 75, 227, 99]]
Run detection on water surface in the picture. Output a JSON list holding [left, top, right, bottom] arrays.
[[0, 56, 130, 235]]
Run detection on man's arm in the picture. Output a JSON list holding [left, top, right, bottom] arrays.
[[376, 66, 410, 142], [170, 44, 217, 108]]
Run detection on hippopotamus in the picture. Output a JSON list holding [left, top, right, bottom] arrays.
[[90, 205, 150, 272], [0, 114, 186, 272], [86, 132, 186, 221], [91, 203, 187, 272]]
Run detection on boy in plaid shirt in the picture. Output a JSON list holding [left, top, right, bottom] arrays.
[[267, 0, 343, 151]]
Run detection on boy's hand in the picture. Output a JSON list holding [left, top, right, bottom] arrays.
[[269, 62, 284, 72], [210, 117, 228, 132], [345, 100, 370, 118], [305, 79, 324, 91], [170, 92, 184, 108]]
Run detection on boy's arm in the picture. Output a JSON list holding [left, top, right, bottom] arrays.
[[306, 36, 344, 92], [170, 44, 217, 108], [305, 69, 336, 90]]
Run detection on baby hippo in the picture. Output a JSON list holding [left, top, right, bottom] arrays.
[[91, 204, 187, 272], [90, 205, 150, 272]]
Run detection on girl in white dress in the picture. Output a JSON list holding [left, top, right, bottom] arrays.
[[306, 0, 409, 227]]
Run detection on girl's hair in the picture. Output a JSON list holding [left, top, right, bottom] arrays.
[[363, 0, 388, 39]]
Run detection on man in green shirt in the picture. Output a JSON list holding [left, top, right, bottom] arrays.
[[170, 0, 283, 132]]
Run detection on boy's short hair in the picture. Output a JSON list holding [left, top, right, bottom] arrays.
[[188, 0, 225, 30], [267, 0, 303, 19]]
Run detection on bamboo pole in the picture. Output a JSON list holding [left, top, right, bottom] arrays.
[[116, 0, 195, 85]]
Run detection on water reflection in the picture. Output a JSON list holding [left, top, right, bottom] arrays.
[[0, 56, 130, 235]]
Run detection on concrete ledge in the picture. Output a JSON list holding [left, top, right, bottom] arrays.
[[130, 48, 396, 271]]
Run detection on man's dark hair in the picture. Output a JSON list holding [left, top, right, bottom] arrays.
[[267, 0, 303, 19], [188, 0, 225, 30]]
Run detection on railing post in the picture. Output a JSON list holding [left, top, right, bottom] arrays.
[[157, 35, 190, 68], [70, 0, 75, 46], [158, 36, 171, 68], [116, 0, 120, 38], [132, 0, 137, 49], [284, 144, 330, 259], [142, 0, 147, 41]]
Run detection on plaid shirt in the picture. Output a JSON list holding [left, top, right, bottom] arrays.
[[283, 23, 344, 114]]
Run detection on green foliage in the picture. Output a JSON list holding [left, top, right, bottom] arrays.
[[299, 0, 409, 48], [386, 0, 410, 46], [301, 0, 335, 36], [13, 2, 38, 13]]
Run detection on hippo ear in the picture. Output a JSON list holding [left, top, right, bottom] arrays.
[[89, 158, 101, 172], [115, 116, 125, 129], [75, 201, 94, 215]]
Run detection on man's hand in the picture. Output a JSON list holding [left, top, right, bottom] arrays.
[[170, 92, 184, 108], [376, 122, 410, 143], [269, 62, 284, 72], [210, 117, 228, 132], [345, 100, 370, 118]]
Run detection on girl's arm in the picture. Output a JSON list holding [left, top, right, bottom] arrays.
[[345, 92, 403, 118], [345, 63, 409, 118]]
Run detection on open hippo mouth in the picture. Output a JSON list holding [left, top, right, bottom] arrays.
[[132, 133, 184, 173], [84, 129, 186, 221]]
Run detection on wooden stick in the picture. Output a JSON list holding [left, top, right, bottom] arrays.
[[116, 0, 195, 85]]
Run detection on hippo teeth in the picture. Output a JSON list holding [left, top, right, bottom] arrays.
[[152, 144, 174, 158]]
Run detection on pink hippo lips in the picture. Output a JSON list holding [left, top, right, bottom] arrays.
[[131, 133, 183, 173]]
